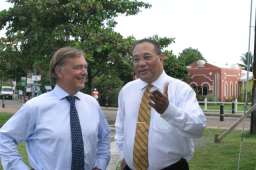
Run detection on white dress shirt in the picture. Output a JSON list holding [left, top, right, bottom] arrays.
[[115, 71, 206, 170], [0, 85, 111, 170]]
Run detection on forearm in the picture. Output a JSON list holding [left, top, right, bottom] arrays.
[[0, 134, 29, 170], [161, 103, 206, 138], [114, 109, 125, 159], [95, 115, 111, 170]]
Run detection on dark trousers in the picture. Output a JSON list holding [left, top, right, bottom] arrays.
[[124, 158, 189, 170]]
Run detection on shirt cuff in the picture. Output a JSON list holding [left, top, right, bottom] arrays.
[[161, 102, 180, 121]]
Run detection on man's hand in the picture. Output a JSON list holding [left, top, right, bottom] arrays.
[[150, 82, 169, 114], [120, 159, 127, 170]]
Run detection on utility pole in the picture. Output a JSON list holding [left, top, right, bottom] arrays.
[[251, 9, 256, 134]]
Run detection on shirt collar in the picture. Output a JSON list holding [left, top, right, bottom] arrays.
[[52, 84, 81, 100], [138, 71, 168, 91]]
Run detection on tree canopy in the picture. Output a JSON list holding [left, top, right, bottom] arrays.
[[178, 47, 206, 66], [239, 52, 253, 71], [0, 0, 151, 87]]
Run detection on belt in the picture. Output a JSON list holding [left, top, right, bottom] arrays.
[[124, 158, 189, 170]]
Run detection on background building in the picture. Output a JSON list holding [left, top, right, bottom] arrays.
[[187, 60, 242, 101]]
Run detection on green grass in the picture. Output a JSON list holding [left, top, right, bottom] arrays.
[[190, 129, 256, 170], [0, 113, 256, 170], [200, 103, 245, 112], [0, 112, 12, 125]]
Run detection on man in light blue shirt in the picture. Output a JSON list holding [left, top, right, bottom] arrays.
[[0, 47, 111, 170]]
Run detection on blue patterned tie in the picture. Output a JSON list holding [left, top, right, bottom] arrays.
[[66, 96, 84, 170]]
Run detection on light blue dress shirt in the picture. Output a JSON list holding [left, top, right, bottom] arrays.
[[0, 85, 111, 170], [115, 71, 207, 170]]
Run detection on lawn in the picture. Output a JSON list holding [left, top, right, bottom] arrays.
[[190, 128, 256, 170], [0, 112, 12, 126], [0, 113, 256, 170], [200, 103, 246, 113]]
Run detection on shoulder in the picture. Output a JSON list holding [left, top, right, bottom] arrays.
[[165, 75, 193, 93], [25, 91, 55, 106], [77, 92, 100, 106], [120, 79, 141, 93], [17, 92, 56, 114]]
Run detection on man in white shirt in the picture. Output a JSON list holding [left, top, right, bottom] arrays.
[[115, 39, 206, 170], [0, 47, 110, 170]]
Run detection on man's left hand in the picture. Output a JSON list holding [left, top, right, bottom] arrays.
[[150, 82, 169, 114]]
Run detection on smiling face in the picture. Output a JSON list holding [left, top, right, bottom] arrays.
[[55, 55, 87, 95], [132, 42, 164, 83]]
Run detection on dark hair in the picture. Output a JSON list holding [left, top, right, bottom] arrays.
[[49, 47, 84, 84], [132, 39, 162, 55]]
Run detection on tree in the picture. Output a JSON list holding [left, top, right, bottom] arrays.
[[0, 0, 151, 90], [240, 52, 253, 71], [178, 47, 205, 66], [164, 51, 188, 81]]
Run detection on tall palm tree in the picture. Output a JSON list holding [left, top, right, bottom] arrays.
[[239, 52, 253, 71]]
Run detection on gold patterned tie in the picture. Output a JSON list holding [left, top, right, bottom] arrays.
[[133, 85, 152, 170]]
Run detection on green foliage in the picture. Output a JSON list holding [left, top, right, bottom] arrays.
[[238, 80, 253, 102], [149, 35, 175, 49], [164, 51, 188, 80], [239, 52, 253, 71], [0, 0, 151, 88], [206, 94, 219, 102], [0, 1, 187, 105], [0, 112, 12, 125], [92, 74, 124, 107], [178, 47, 206, 66]]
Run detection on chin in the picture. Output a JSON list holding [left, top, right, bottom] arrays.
[[139, 77, 150, 83], [76, 84, 84, 90]]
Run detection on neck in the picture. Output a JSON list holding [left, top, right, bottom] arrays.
[[57, 83, 78, 96]]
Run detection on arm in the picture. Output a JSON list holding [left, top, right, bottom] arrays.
[[94, 109, 111, 170], [114, 90, 125, 160], [150, 82, 206, 138], [161, 87, 206, 138], [0, 104, 35, 170]]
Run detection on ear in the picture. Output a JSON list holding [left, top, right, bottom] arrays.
[[54, 66, 63, 79], [159, 54, 165, 63]]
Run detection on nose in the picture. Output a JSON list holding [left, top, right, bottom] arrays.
[[80, 66, 87, 75], [137, 58, 146, 67]]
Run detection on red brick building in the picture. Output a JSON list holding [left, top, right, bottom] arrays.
[[187, 60, 241, 101]]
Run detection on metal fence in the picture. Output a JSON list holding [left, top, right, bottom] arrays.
[[198, 98, 249, 113]]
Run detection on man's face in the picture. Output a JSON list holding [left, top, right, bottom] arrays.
[[132, 42, 164, 83], [56, 55, 87, 94]]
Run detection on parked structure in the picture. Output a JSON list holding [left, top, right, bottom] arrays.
[[187, 60, 242, 101]]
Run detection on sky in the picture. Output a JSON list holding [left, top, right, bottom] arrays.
[[0, 0, 255, 66]]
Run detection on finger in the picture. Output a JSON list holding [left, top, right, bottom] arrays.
[[149, 101, 155, 108], [163, 82, 169, 97], [150, 91, 161, 103], [150, 93, 164, 104], [151, 90, 162, 98]]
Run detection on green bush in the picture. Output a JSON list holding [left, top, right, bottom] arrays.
[[207, 94, 219, 102], [92, 74, 123, 107]]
